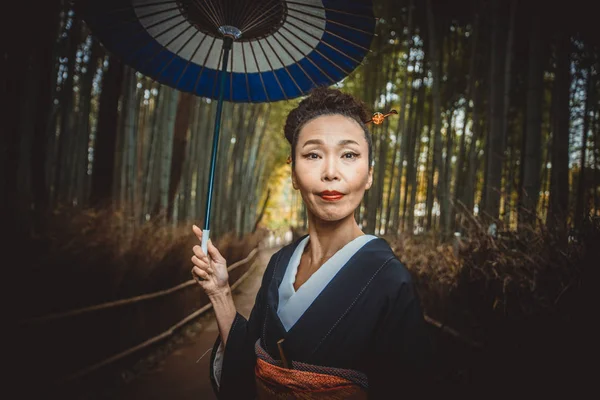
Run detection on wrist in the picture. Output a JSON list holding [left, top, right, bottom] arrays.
[[208, 286, 232, 301]]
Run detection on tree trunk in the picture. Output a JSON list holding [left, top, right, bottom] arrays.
[[575, 66, 594, 228], [90, 56, 124, 208], [484, 0, 506, 222], [158, 87, 179, 220], [426, 0, 444, 233], [547, 31, 571, 239], [167, 92, 194, 221], [520, 11, 545, 227]]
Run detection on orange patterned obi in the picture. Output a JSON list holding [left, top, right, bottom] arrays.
[[254, 340, 368, 399]]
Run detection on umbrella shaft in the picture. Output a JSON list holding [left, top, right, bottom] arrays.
[[204, 37, 233, 234]]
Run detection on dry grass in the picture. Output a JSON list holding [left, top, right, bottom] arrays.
[[386, 215, 598, 345], [13, 206, 268, 319]]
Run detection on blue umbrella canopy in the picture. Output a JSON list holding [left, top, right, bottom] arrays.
[[81, 0, 376, 251], [81, 0, 375, 102]]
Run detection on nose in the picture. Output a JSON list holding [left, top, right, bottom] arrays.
[[322, 155, 340, 182]]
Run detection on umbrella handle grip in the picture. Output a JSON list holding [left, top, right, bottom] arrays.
[[201, 229, 210, 255]]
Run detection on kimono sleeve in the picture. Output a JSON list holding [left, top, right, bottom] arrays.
[[208, 249, 281, 400], [367, 262, 433, 399]]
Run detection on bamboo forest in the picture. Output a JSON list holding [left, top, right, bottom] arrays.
[[6, 0, 599, 398]]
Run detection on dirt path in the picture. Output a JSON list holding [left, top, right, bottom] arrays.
[[112, 246, 279, 400]]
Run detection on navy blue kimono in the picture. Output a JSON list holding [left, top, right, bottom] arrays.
[[209, 234, 432, 399]]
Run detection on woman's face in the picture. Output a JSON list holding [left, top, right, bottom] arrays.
[[292, 114, 373, 223]]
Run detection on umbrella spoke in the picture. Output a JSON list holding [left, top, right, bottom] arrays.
[[118, 15, 188, 65], [175, 31, 209, 87], [242, 2, 284, 36], [229, 41, 234, 101], [264, 37, 303, 95], [140, 23, 195, 70], [231, 0, 252, 30], [210, 46, 225, 98], [256, 39, 288, 100], [270, 34, 318, 87], [286, 1, 376, 20], [274, 31, 336, 85], [100, 1, 177, 17], [287, 5, 376, 38], [240, 0, 280, 34], [286, 14, 370, 56], [157, 25, 198, 77], [248, 41, 271, 102], [281, 24, 350, 75], [193, 36, 218, 94], [136, 5, 181, 22], [203, 0, 224, 27], [241, 44, 252, 101], [285, 18, 361, 65], [190, 0, 221, 30]]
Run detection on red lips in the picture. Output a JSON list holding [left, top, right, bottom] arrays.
[[319, 190, 344, 201]]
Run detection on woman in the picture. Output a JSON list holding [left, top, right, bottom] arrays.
[[191, 87, 432, 399]]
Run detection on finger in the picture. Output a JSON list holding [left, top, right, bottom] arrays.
[[192, 245, 209, 261], [207, 239, 226, 263], [191, 255, 209, 269], [192, 266, 209, 280], [192, 224, 203, 241]]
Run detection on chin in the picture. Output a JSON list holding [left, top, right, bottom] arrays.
[[313, 208, 355, 223]]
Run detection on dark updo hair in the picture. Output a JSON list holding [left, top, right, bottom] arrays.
[[284, 86, 373, 166]]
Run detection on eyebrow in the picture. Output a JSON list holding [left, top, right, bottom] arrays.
[[302, 139, 360, 148]]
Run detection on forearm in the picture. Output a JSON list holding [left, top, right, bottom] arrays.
[[209, 287, 237, 346]]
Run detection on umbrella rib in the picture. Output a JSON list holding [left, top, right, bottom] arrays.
[[158, 25, 199, 77], [287, 7, 375, 44], [124, 16, 189, 63], [239, 0, 271, 31], [255, 39, 288, 100], [241, 43, 252, 102], [231, 0, 252, 29], [140, 22, 195, 70], [136, 5, 181, 21], [248, 41, 271, 102], [263, 36, 303, 95], [273, 31, 336, 85], [285, 19, 360, 66], [286, 1, 376, 20], [286, 14, 369, 56], [104, 1, 177, 16], [105, 10, 181, 34], [280, 25, 350, 75], [240, 0, 279, 32], [229, 42, 234, 101], [242, 1, 284, 35], [175, 31, 209, 87], [270, 33, 318, 87], [205, 0, 225, 26], [210, 46, 225, 99], [191, 0, 221, 29], [193, 36, 218, 95]]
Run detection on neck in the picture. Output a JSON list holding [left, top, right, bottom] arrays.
[[304, 212, 364, 265]]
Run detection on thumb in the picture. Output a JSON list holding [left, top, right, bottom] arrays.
[[207, 239, 226, 263]]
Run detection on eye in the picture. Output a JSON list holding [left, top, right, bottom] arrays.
[[303, 152, 320, 160], [342, 152, 359, 159]]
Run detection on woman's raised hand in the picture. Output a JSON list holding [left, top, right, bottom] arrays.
[[191, 225, 229, 297]]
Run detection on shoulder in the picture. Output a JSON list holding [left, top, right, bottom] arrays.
[[365, 236, 415, 292]]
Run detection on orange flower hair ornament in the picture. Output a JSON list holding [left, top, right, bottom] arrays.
[[286, 110, 398, 164], [365, 109, 398, 125]]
